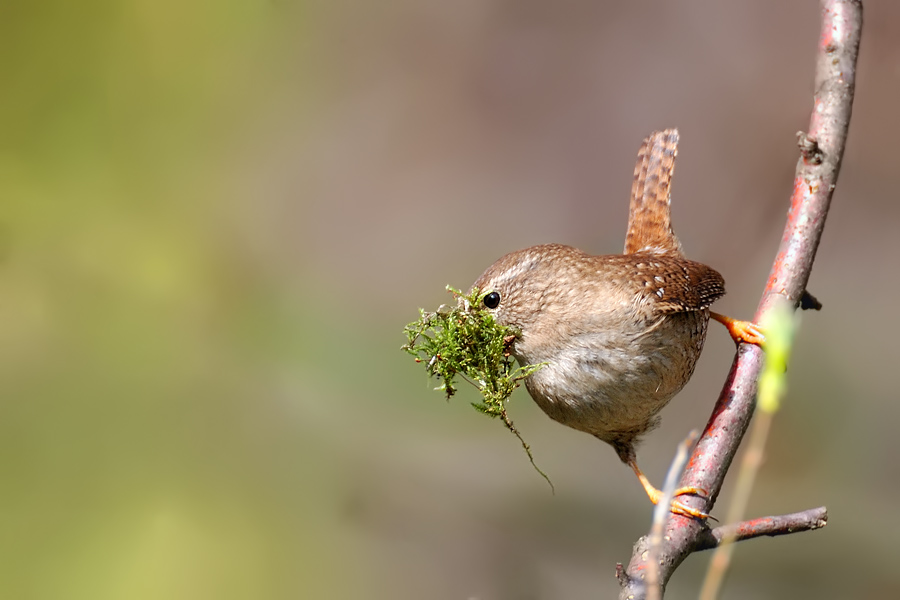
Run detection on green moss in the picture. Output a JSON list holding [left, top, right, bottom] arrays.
[[402, 286, 552, 490]]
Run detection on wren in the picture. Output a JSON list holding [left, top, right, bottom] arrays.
[[470, 130, 762, 517]]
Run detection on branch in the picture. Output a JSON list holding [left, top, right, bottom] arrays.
[[646, 431, 699, 600], [696, 507, 828, 551], [617, 1, 862, 598]]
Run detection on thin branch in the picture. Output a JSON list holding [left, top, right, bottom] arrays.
[[646, 431, 699, 600], [617, 1, 862, 598], [698, 406, 774, 599], [615, 507, 829, 594], [696, 507, 828, 551]]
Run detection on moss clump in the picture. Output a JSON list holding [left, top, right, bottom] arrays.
[[402, 286, 551, 490]]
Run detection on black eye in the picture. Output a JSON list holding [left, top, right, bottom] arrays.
[[483, 291, 501, 309]]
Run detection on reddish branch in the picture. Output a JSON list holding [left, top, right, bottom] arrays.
[[696, 506, 828, 551], [617, 1, 862, 598]]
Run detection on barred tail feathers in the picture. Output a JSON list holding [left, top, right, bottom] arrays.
[[624, 129, 683, 256]]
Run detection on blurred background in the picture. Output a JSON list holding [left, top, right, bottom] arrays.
[[1, 1, 897, 598]]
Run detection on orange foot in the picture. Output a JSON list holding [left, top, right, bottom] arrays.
[[646, 484, 710, 519], [710, 312, 765, 346], [628, 459, 709, 519]]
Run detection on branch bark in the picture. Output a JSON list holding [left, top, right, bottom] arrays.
[[617, 1, 862, 597], [696, 506, 828, 551]]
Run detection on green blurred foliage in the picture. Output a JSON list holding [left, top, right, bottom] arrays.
[[0, 2, 351, 598]]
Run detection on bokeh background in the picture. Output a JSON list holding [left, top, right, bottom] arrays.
[[2, 1, 898, 598]]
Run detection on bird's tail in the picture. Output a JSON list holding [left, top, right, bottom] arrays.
[[624, 129, 684, 256]]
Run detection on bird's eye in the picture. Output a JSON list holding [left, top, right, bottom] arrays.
[[483, 291, 501, 309]]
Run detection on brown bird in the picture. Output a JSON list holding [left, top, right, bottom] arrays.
[[470, 130, 762, 517]]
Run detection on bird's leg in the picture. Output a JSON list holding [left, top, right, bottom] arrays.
[[710, 311, 765, 346], [627, 458, 709, 519]]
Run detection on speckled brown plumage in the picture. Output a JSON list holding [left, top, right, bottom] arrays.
[[469, 130, 736, 515], [472, 245, 723, 463]]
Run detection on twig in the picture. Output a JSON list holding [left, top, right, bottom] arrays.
[[646, 431, 699, 600], [617, 2, 861, 598], [695, 507, 828, 551], [697, 409, 774, 599]]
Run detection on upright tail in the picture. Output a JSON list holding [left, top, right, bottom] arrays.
[[624, 129, 683, 256]]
